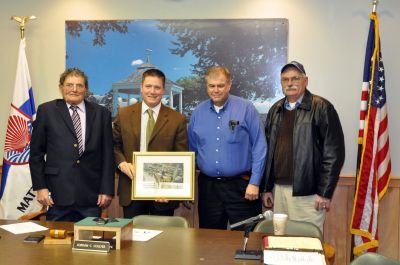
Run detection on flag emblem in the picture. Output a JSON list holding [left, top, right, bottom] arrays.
[[0, 39, 42, 219], [4, 114, 32, 163]]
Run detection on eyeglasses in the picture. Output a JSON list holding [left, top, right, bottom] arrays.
[[64, 83, 85, 90], [280, 76, 303, 83]]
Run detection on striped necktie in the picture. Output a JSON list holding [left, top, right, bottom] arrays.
[[70, 105, 83, 155], [146, 108, 155, 147]]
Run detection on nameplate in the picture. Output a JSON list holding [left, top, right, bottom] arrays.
[[72, 240, 110, 253]]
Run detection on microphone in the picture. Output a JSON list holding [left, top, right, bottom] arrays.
[[230, 210, 273, 230]]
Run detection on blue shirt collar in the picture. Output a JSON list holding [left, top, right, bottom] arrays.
[[284, 94, 304, 111], [209, 94, 231, 113]]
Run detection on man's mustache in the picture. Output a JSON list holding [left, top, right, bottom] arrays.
[[285, 86, 298, 91]]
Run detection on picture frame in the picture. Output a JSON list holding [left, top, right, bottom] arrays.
[[132, 152, 195, 200]]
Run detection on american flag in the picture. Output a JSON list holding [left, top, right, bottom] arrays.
[[350, 13, 392, 255]]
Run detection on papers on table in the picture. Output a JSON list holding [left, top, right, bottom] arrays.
[[265, 236, 323, 251], [264, 236, 326, 265], [263, 249, 326, 265], [132, 228, 162, 241], [0, 222, 48, 234]]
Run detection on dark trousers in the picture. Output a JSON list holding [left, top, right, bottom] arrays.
[[123, 201, 175, 218], [46, 204, 101, 222], [198, 173, 262, 230]]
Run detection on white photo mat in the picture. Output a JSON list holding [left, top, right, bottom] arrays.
[[132, 152, 195, 200]]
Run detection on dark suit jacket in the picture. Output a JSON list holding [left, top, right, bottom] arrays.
[[29, 99, 115, 206], [113, 102, 188, 208]]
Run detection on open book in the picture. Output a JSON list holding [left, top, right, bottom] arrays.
[[263, 236, 326, 265]]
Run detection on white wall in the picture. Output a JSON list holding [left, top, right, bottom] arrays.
[[0, 0, 399, 176]]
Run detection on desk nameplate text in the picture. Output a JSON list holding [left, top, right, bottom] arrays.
[[73, 240, 110, 253]]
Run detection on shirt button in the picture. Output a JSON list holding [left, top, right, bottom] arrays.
[[217, 126, 220, 129], [216, 161, 219, 164], [216, 149, 219, 152], [74, 144, 78, 148], [218, 116, 221, 119], [76, 160, 80, 164], [216, 138, 220, 141]]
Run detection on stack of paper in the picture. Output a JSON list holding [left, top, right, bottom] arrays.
[[0, 222, 48, 234], [263, 236, 326, 265]]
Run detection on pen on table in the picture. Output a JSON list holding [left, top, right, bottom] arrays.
[[266, 247, 324, 254]]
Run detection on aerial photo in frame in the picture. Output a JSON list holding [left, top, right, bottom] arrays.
[[143, 163, 184, 189]]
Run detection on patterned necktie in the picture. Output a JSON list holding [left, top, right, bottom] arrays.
[[146, 109, 155, 146], [70, 105, 83, 155]]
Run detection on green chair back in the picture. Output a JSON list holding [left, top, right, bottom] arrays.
[[350, 252, 400, 265], [132, 215, 189, 228], [253, 219, 323, 240]]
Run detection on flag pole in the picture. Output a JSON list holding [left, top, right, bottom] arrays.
[[372, 0, 379, 13], [1, 14, 43, 219], [350, 2, 378, 260], [10, 15, 36, 39]]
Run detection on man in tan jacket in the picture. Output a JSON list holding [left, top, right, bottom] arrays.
[[113, 68, 188, 218]]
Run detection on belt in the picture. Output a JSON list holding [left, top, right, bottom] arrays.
[[200, 172, 251, 181]]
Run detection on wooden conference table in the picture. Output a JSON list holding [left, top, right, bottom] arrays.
[[0, 220, 265, 265]]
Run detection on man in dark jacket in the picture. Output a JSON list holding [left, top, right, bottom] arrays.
[[263, 61, 345, 232], [30, 68, 115, 222]]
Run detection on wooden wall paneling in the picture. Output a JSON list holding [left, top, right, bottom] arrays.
[[345, 185, 355, 265], [324, 182, 351, 265], [106, 173, 123, 218], [325, 176, 400, 265], [174, 171, 199, 227], [377, 186, 399, 259], [338, 173, 359, 265]]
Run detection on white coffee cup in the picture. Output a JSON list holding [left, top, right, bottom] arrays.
[[273, 213, 288, 235]]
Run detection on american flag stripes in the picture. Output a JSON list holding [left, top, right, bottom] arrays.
[[350, 12, 392, 255]]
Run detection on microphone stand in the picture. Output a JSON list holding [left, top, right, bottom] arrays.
[[234, 223, 263, 260]]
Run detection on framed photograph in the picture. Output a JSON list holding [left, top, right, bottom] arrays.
[[132, 152, 195, 200]]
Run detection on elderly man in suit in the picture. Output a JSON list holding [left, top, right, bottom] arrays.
[[29, 68, 115, 222], [113, 68, 188, 218]]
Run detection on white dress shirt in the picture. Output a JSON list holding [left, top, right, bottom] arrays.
[[140, 102, 161, 151], [67, 101, 86, 152]]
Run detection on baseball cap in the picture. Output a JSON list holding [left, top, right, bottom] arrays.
[[281, 61, 306, 75]]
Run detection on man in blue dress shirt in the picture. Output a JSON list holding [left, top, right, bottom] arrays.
[[188, 66, 267, 230]]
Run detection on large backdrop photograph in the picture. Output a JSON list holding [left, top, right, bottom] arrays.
[[66, 19, 288, 119]]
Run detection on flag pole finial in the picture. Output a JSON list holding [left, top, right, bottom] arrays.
[[372, 0, 379, 13], [10, 15, 36, 39]]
